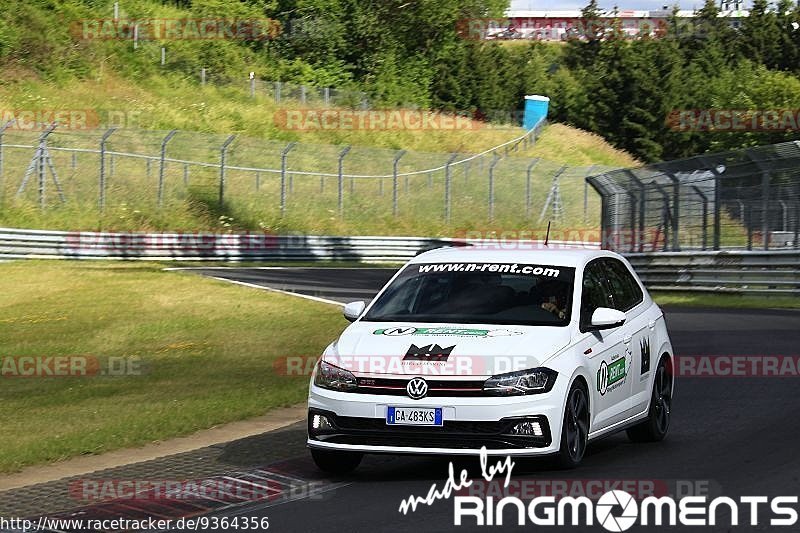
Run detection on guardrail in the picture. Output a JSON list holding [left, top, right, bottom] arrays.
[[626, 250, 800, 295], [1, 228, 797, 295]]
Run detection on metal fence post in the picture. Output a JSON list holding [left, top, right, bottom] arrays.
[[157, 130, 178, 207], [488, 153, 500, 222], [392, 150, 405, 217], [337, 145, 351, 217], [274, 81, 281, 103], [0, 119, 14, 205], [219, 135, 236, 207], [692, 185, 709, 250], [0, 120, 14, 179], [280, 142, 297, 217], [99, 127, 116, 211], [300, 85, 307, 104], [183, 163, 189, 186], [525, 158, 540, 218], [444, 153, 459, 223], [37, 124, 57, 210], [324, 87, 330, 106], [583, 164, 596, 224], [667, 173, 681, 251], [761, 169, 771, 250]]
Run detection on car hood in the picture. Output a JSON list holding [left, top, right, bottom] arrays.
[[324, 322, 572, 377]]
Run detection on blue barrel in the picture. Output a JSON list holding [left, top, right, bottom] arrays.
[[523, 95, 550, 129]]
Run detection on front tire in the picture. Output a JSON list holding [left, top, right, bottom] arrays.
[[627, 356, 672, 442], [310, 447, 363, 475], [556, 381, 590, 469]]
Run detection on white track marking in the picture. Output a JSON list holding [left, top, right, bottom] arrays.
[[206, 276, 345, 307]]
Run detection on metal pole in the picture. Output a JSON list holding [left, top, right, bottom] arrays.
[[667, 173, 681, 251], [488, 153, 500, 222], [0, 119, 14, 179], [444, 153, 459, 222], [183, 163, 189, 186], [250, 73, 255, 98], [161, 47, 166, 65], [201, 68, 206, 85], [761, 169, 771, 250], [0, 119, 14, 205], [219, 135, 236, 207], [99, 127, 116, 211], [525, 158, 540, 218], [324, 87, 330, 106], [692, 185, 708, 251], [274, 81, 281, 103], [392, 150, 405, 217], [280, 142, 297, 217], [337, 146, 351, 217], [779, 200, 788, 231], [158, 129, 178, 208], [583, 164, 597, 224], [37, 124, 57, 210]]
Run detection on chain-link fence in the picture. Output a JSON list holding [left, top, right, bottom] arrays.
[[587, 141, 800, 252], [0, 120, 612, 233]]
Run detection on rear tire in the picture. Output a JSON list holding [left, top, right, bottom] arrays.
[[627, 356, 672, 443], [555, 380, 590, 469], [310, 448, 363, 475]]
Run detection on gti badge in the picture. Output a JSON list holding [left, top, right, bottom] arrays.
[[404, 344, 455, 361], [406, 377, 429, 400], [640, 337, 651, 375]]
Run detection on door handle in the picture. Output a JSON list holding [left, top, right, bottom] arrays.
[[648, 320, 656, 330], [623, 335, 632, 344]]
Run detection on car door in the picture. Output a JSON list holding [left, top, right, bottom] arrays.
[[602, 258, 654, 415], [577, 260, 633, 432]]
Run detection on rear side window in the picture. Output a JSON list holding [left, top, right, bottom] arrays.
[[602, 259, 644, 312], [580, 261, 613, 329]]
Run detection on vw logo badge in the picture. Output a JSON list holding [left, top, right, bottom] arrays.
[[406, 377, 428, 400]]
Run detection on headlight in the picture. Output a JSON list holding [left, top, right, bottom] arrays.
[[314, 359, 357, 392], [483, 368, 557, 396]]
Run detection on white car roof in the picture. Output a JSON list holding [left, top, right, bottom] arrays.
[[409, 246, 621, 268]]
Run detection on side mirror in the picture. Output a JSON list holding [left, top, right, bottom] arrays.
[[588, 307, 626, 331], [343, 301, 366, 322]]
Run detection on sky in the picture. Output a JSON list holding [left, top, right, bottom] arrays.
[[508, 0, 721, 10]]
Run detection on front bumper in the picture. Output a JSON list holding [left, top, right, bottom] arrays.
[[307, 384, 565, 456]]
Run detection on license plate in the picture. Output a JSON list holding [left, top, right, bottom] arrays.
[[387, 407, 443, 426]]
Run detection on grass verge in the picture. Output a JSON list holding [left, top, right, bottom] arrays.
[[0, 260, 343, 474], [653, 291, 800, 309]]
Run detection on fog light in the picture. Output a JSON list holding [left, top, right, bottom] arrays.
[[311, 414, 334, 431], [510, 420, 543, 436]]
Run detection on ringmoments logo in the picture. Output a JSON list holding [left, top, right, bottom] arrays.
[[453, 490, 800, 528]]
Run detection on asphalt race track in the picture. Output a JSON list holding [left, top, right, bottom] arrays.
[[3, 267, 799, 533]]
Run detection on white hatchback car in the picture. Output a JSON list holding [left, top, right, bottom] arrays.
[[307, 247, 674, 472]]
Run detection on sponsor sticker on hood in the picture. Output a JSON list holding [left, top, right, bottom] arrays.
[[373, 327, 523, 338]]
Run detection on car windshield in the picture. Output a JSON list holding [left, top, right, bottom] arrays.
[[362, 262, 575, 326]]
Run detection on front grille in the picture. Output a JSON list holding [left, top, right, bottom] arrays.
[[355, 377, 486, 397], [308, 409, 552, 449]]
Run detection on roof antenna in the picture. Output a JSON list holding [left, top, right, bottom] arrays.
[[544, 221, 551, 247]]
